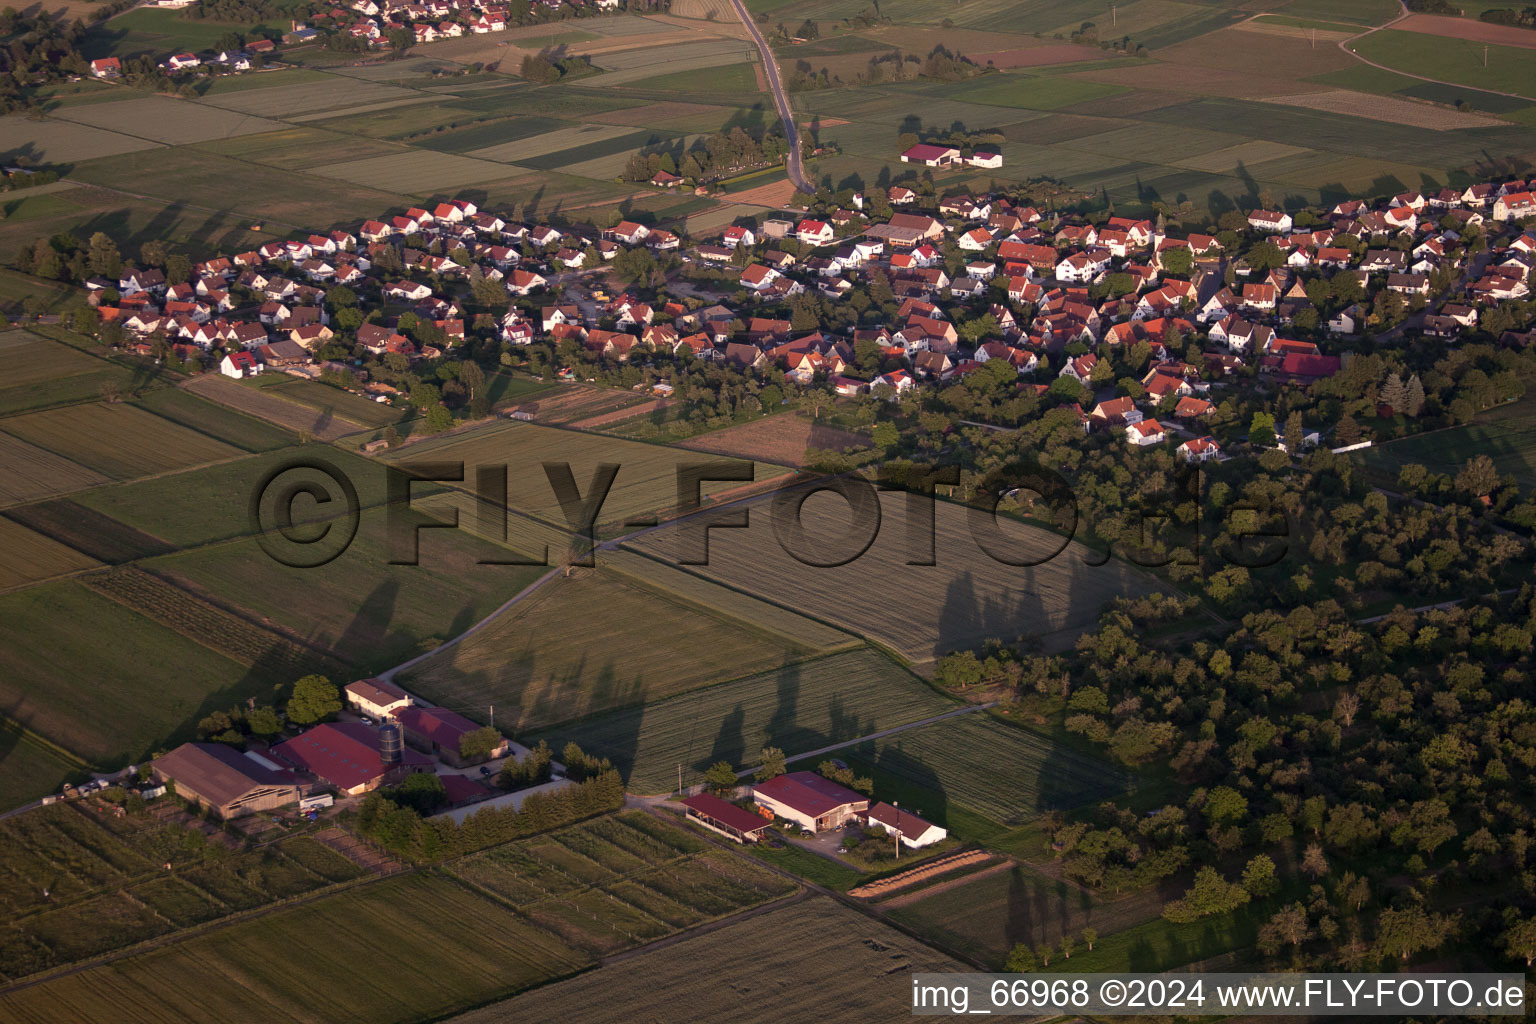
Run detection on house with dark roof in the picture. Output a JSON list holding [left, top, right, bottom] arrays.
[[153, 742, 303, 819], [391, 706, 508, 767], [752, 771, 868, 833], [864, 802, 947, 849]]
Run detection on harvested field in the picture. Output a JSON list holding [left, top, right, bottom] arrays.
[[508, 384, 651, 424], [571, 397, 669, 430], [1, 403, 243, 482], [848, 849, 995, 900], [466, 123, 638, 164], [2, 499, 175, 564], [1260, 89, 1505, 128], [54, 97, 288, 146], [399, 563, 827, 733], [253, 376, 405, 429], [0, 516, 99, 590], [197, 77, 427, 118], [678, 413, 869, 467], [727, 177, 799, 207], [131, 388, 294, 452], [0, 874, 589, 1024], [667, 0, 735, 19], [453, 896, 965, 1024], [181, 375, 366, 441], [1396, 13, 1536, 46], [0, 433, 111, 506], [1177, 139, 1314, 173], [535, 648, 953, 793], [841, 713, 1126, 826], [1242, 18, 1355, 42], [0, 115, 161, 164], [629, 491, 1154, 666]]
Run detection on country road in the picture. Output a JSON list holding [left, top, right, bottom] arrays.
[[1334, 0, 1536, 103], [728, 0, 810, 194]]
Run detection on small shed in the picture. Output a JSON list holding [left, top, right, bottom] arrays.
[[680, 793, 771, 843]]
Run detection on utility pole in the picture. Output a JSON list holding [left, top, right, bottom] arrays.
[[677, 763, 682, 796], [489, 704, 494, 729], [892, 801, 900, 859], [1483, 45, 1488, 67], [1111, 4, 1117, 26]]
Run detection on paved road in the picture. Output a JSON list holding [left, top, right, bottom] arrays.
[[728, 0, 811, 195]]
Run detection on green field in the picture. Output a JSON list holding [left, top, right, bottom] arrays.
[[85, 8, 292, 60], [0, 516, 100, 589], [1, 402, 243, 482], [401, 563, 837, 734], [533, 648, 955, 793], [0, 580, 288, 764], [248, 376, 408, 429], [0, 733, 81, 809], [838, 713, 1127, 828], [1357, 399, 1536, 489], [0, 331, 153, 417], [1350, 29, 1536, 99], [1280, 0, 1401, 25], [54, 96, 288, 146]]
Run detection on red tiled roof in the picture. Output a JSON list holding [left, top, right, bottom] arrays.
[[391, 705, 485, 747]]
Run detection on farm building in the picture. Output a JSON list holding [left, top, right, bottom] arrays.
[[753, 771, 868, 833], [680, 793, 772, 843], [152, 742, 303, 820], [270, 722, 432, 796], [864, 802, 947, 849], [345, 677, 413, 719], [900, 143, 960, 167], [391, 705, 509, 767]]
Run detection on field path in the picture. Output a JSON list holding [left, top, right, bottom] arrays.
[[1328, 0, 1536, 102], [727, 0, 809, 193]]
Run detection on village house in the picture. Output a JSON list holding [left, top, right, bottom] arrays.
[[344, 678, 412, 720], [864, 802, 947, 848]]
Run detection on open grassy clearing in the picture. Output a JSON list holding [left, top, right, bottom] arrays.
[[0, 872, 588, 1023], [534, 647, 954, 794], [629, 491, 1152, 667], [0, 403, 242, 482], [1356, 401, 1536, 490], [0, 516, 100, 589], [0, 580, 286, 764], [836, 713, 1127, 828], [52, 96, 287, 146], [399, 561, 830, 734], [1350, 29, 1536, 99], [382, 418, 788, 533], [453, 895, 965, 1024]]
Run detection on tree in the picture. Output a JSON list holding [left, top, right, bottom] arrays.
[[1160, 246, 1193, 277], [1336, 413, 1361, 447], [1502, 917, 1536, 967], [165, 253, 192, 286], [1162, 866, 1250, 923], [392, 771, 447, 814], [1206, 785, 1248, 823], [1283, 409, 1304, 452], [1081, 927, 1097, 951], [1242, 854, 1279, 898], [1380, 371, 1406, 412], [247, 705, 281, 738], [286, 674, 341, 725], [87, 232, 121, 278], [1374, 905, 1444, 962], [1455, 454, 1499, 498], [872, 421, 899, 450], [704, 760, 738, 794], [458, 360, 485, 400], [754, 746, 786, 782], [1403, 374, 1425, 417], [1249, 411, 1276, 447], [458, 725, 504, 762], [1004, 943, 1037, 972], [1301, 842, 1329, 879]]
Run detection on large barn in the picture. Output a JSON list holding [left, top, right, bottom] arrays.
[[752, 772, 869, 833], [153, 742, 303, 820]]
